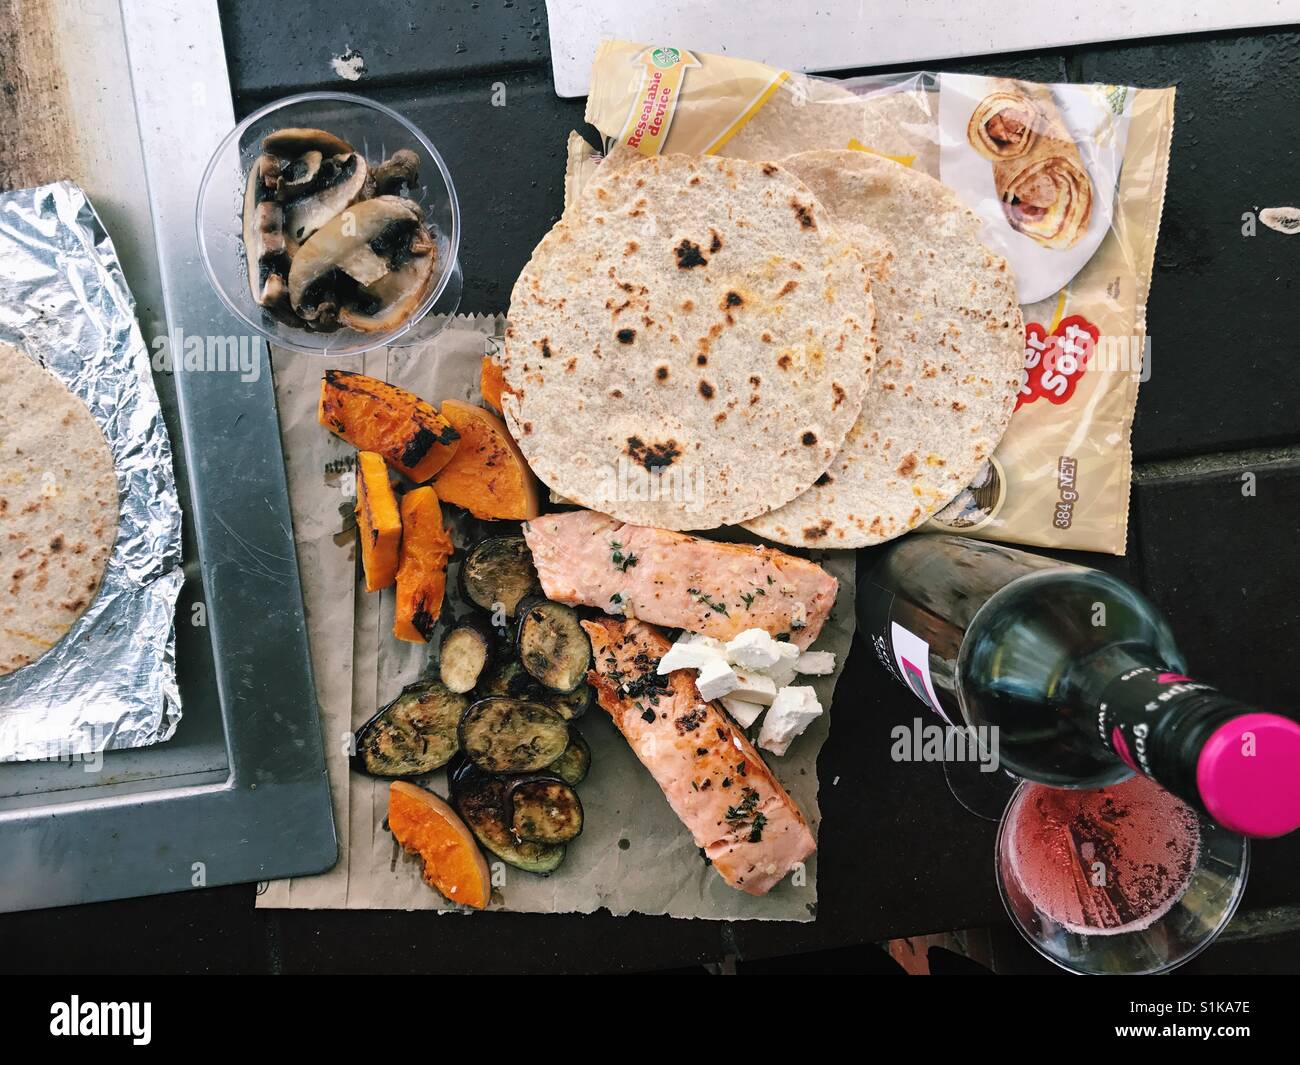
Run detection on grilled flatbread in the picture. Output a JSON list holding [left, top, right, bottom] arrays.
[[0, 344, 119, 675], [743, 151, 1023, 548], [502, 152, 874, 530]]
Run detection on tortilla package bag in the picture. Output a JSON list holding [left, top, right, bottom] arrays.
[[581, 41, 1176, 555]]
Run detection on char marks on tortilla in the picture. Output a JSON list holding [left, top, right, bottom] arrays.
[[742, 150, 1023, 548], [502, 152, 875, 530]]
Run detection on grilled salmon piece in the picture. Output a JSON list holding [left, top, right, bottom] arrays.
[[526, 510, 836, 649], [583, 616, 816, 896]]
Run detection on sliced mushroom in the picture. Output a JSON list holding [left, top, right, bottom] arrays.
[[283, 152, 369, 245], [276, 150, 323, 200], [241, 153, 291, 306], [370, 148, 421, 196], [339, 238, 437, 332], [288, 196, 429, 327], [262, 127, 354, 158]]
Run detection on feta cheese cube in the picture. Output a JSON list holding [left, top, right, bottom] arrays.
[[766, 656, 799, 688], [794, 650, 836, 676], [678, 631, 727, 654], [724, 628, 785, 670], [720, 695, 765, 729], [695, 657, 739, 701], [657, 640, 725, 675], [757, 686, 824, 756], [730, 669, 777, 706]]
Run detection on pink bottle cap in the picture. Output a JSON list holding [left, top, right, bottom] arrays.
[[1197, 713, 1300, 838]]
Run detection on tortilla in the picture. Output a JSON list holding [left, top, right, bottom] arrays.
[[721, 74, 939, 176], [0, 344, 119, 675], [502, 152, 874, 530], [742, 151, 1023, 548]]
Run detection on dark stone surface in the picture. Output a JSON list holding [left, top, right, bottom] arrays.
[[1077, 32, 1300, 461], [8, 6, 1291, 974], [217, 0, 550, 99]]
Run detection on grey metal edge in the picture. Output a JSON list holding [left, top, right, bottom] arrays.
[[0, 0, 337, 912]]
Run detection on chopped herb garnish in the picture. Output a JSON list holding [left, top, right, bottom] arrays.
[[610, 540, 639, 572], [740, 591, 756, 608], [687, 587, 729, 615]]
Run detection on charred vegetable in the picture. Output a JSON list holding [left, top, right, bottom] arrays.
[[394, 487, 454, 643], [545, 731, 591, 787], [478, 657, 591, 722], [354, 680, 468, 777], [355, 451, 401, 592], [543, 683, 591, 722], [439, 620, 493, 694], [449, 758, 565, 874], [517, 598, 591, 693], [479, 355, 512, 413], [432, 400, 541, 521], [460, 535, 540, 617], [388, 781, 491, 909], [509, 775, 584, 844], [459, 696, 569, 774], [318, 370, 460, 482]]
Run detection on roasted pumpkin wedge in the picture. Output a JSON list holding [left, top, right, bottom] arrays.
[[355, 451, 402, 591], [388, 782, 492, 908], [449, 757, 565, 874], [432, 400, 541, 521], [394, 486, 454, 643], [479, 355, 513, 413], [353, 679, 467, 777], [319, 369, 460, 482]]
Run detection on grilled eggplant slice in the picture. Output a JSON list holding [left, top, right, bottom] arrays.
[[517, 598, 591, 693], [459, 696, 569, 774], [479, 658, 590, 721], [354, 680, 468, 777], [544, 683, 592, 721], [439, 619, 493, 694], [449, 757, 565, 873], [479, 658, 535, 698], [509, 775, 584, 844], [545, 731, 591, 786], [461, 535, 540, 617]]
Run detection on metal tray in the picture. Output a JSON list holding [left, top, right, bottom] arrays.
[[0, 0, 335, 911]]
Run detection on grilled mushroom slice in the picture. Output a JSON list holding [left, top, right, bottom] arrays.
[[262, 126, 354, 158], [242, 153, 290, 307], [275, 149, 323, 200], [338, 248, 435, 332], [283, 151, 369, 244], [288, 196, 433, 328], [371, 148, 421, 195]]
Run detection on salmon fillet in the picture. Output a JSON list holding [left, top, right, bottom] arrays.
[[583, 616, 816, 896], [526, 510, 837, 649]]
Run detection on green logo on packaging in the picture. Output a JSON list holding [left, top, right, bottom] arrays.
[[651, 47, 681, 69]]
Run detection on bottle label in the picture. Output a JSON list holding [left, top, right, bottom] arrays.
[[1096, 667, 1217, 780], [864, 587, 956, 725]]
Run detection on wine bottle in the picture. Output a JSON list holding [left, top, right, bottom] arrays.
[[859, 535, 1300, 837]]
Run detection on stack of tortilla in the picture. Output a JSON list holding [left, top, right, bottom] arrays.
[[0, 344, 119, 675], [504, 138, 1023, 545]]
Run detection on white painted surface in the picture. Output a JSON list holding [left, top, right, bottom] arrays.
[[545, 0, 1300, 97]]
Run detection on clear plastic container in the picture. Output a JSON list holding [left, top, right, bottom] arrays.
[[996, 778, 1249, 975], [197, 91, 461, 357]]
